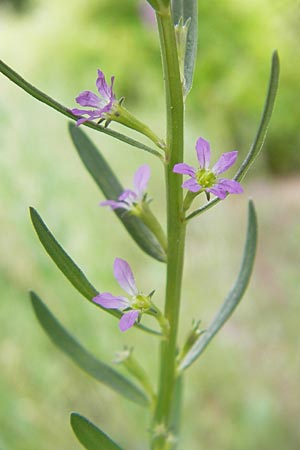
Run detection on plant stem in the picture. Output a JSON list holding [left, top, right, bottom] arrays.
[[151, 6, 185, 449]]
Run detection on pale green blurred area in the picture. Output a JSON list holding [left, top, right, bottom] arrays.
[[0, 0, 299, 449]]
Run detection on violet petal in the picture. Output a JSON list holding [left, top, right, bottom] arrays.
[[93, 292, 130, 309], [71, 108, 105, 125], [206, 186, 227, 200], [118, 189, 137, 202], [71, 108, 93, 115], [75, 90, 102, 108], [217, 178, 244, 194], [96, 70, 114, 101], [182, 177, 201, 193], [119, 310, 139, 332], [100, 200, 125, 209], [76, 117, 90, 126], [114, 258, 138, 296], [173, 163, 196, 176], [195, 137, 211, 169], [133, 165, 150, 198], [212, 151, 238, 175]]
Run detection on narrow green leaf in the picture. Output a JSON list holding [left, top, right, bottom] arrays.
[[186, 51, 280, 221], [179, 200, 257, 371], [69, 123, 167, 263], [30, 291, 149, 407], [30, 206, 98, 300], [235, 51, 280, 181], [171, 0, 183, 20], [29, 207, 160, 336], [171, 0, 198, 95], [71, 413, 123, 450], [0, 59, 161, 158]]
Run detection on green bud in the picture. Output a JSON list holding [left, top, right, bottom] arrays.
[[114, 346, 156, 404], [176, 320, 206, 366], [174, 17, 191, 90]]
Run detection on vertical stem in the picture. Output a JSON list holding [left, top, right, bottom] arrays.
[[151, 5, 185, 449]]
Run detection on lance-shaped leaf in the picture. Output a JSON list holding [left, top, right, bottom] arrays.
[[179, 200, 257, 371], [71, 413, 124, 450], [69, 123, 167, 263], [0, 59, 161, 158], [29, 207, 160, 336], [30, 291, 149, 407], [186, 51, 279, 221], [30, 207, 98, 301], [171, 0, 198, 95]]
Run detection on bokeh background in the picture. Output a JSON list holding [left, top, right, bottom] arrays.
[[1, 0, 299, 449]]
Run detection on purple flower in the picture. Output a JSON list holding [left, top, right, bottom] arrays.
[[173, 137, 243, 200], [93, 258, 152, 332], [100, 165, 150, 211], [71, 69, 116, 126]]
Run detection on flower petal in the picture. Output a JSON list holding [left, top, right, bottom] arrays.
[[119, 310, 139, 332], [71, 108, 105, 126], [173, 163, 196, 176], [206, 186, 227, 200], [133, 165, 150, 198], [96, 69, 115, 101], [195, 137, 211, 169], [93, 292, 130, 309], [118, 189, 137, 203], [100, 200, 126, 210], [216, 178, 244, 194], [182, 178, 201, 193], [75, 91, 102, 108], [76, 117, 90, 126], [212, 151, 238, 175], [114, 258, 138, 296], [71, 108, 92, 115]]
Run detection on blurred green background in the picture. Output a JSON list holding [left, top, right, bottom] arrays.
[[0, 0, 299, 449]]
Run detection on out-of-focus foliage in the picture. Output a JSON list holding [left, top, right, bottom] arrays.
[[2, 0, 298, 173], [0, 0, 31, 12]]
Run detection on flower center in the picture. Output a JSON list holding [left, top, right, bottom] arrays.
[[132, 294, 151, 311], [196, 169, 216, 188]]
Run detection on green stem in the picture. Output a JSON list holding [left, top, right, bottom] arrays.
[[151, 6, 185, 449]]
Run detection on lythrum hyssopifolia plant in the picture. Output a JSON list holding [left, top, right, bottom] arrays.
[[0, 0, 279, 448]]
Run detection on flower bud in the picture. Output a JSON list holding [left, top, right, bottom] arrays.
[[177, 320, 206, 366]]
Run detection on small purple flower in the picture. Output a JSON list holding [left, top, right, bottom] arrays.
[[93, 258, 151, 332], [71, 69, 116, 126], [173, 137, 243, 200], [100, 165, 150, 211]]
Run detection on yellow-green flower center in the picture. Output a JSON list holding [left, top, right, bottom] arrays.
[[132, 294, 151, 311], [196, 169, 216, 188]]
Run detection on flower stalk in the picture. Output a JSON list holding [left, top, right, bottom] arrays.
[[114, 347, 156, 405], [112, 105, 166, 151], [151, 5, 185, 449]]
